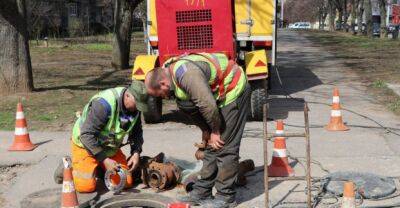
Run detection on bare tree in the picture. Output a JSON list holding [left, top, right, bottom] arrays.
[[333, 0, 344, 30], [315, 0, 329, 30], [27, 1, 50, 43], [100, 0, 114, 34], [364, 0, 373, 37], [283, 0, 324, 25], [379, 0, 388, 38], [27, 1, 65, 40], [343, 0, 351, 31], [111, 0, 143, 69], [329, 0, 337, 31], [357, 0, 365, 35], [350, 0, 358, 34], [0, 0, 34, 95], [134, 1, 146, 36]]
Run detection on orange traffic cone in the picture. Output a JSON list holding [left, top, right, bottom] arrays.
[[341, 181, 356, 208], [8, 102, 37, 151], [61, 157, 79, 208], [168, 203, 191, 208], [268, 120, 294, 177], [325, 88, 349, 131]]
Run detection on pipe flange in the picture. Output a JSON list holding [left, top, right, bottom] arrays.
[[104, 168, 127, 193]]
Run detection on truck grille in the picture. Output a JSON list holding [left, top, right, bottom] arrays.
[[177, 25, 213, 50], [176, 10, 212, 23]]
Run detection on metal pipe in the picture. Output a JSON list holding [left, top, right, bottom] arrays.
[[268, 176, 323, 182], [268, 176, 308, 181], [266, 132, 306, 138], [304, 103, 312, 208], [263, 104, 269, 208]]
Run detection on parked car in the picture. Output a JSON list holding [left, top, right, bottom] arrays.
[[290, 22, 311, 29], [373, 22, 380, 37], [388, 24, 400, 39], [289, 22, 299, 29], [299, 22, 311, 29], [354, 23, 366, 34]]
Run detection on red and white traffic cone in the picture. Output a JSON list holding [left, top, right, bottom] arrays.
[[341, 181, 356, 208], [268, 120, 294, 177], [325, 88, 349, 131], [8, 102, 37, 151], [61, 157, 79, 208], [168, 203, 190, 208]]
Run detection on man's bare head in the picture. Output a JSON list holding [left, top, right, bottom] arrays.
[[144, 67, 172, 98]]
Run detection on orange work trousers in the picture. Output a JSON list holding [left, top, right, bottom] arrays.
[[71, 143, 133, 193]]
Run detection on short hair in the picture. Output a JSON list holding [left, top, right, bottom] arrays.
[[145, 67, 166, 90]]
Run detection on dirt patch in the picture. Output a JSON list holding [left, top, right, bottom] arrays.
[[303, 30, 400, 115], [0, 39, 147, 131], [0, 36, 193, 130], [0, 164, 30, 207]]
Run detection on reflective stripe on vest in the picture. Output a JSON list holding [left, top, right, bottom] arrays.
[[166, 53, 243, 102], [71, 87, 139, 157]]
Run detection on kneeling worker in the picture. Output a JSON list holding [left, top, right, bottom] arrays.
[[70, 81, 148, 193], [145, 53, 250, 207]]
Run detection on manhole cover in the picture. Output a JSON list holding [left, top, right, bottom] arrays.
[[323, 171, 397, 199], [20, 188, 96, 208], [95, 193, 174, 208]]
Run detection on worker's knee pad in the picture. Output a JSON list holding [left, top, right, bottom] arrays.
[[74, 178, 96, 193]]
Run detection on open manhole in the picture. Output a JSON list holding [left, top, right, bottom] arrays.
[[95, 193, 175, 208], [20, 188, 96, 208], [323, 171, 397, 199]]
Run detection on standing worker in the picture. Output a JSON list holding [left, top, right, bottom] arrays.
[[67, 81, 149, 193], [145, 52, 251, 208]]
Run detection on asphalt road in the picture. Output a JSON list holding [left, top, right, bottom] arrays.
[[1, 30, 400, 207]]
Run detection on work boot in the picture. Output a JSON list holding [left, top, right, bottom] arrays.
[[176, 192, 213, 206], [200, 198, 238, 208], [53, 158, 65, 184]]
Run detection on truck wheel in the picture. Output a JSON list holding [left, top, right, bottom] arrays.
[[143, 96, 162, 123], [249, 80, 268, 121]]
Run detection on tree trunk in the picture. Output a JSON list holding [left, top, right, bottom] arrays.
[[357, 0, 364, 35], [338, 8, 344, 30], [111, 0, 142, 70], [329, 1, 336, 31], [322, 13, 328, 30], [379, 0, 387, 38], [0, 0, 34, 95], [319, 12, 324, 30], [343, 0, 349, 31], [364, 0, 373, 37], [351, 0, 357, 34]]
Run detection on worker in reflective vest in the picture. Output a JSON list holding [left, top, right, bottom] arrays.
[[145, 53, 251, 208], [59, 80, 149, 193]]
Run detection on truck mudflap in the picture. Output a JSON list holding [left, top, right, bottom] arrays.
[[244, 49, 268, 80], [132, 55, 159, 80]]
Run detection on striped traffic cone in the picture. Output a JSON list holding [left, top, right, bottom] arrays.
[[325, 88, 349, 131], [8, 102, 37, 151], [168, 203, 190, 208], [61, 157, 79, 208], [341, 181, 356, 208], [268, 120, 294, 177]]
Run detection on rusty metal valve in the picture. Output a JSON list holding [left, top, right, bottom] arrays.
[[141, 153, 182, 190]]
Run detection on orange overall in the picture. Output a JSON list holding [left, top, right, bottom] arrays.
[[71, 143, 133, 193]]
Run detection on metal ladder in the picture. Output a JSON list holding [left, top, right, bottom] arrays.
[[263, 103, 312, 208]]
